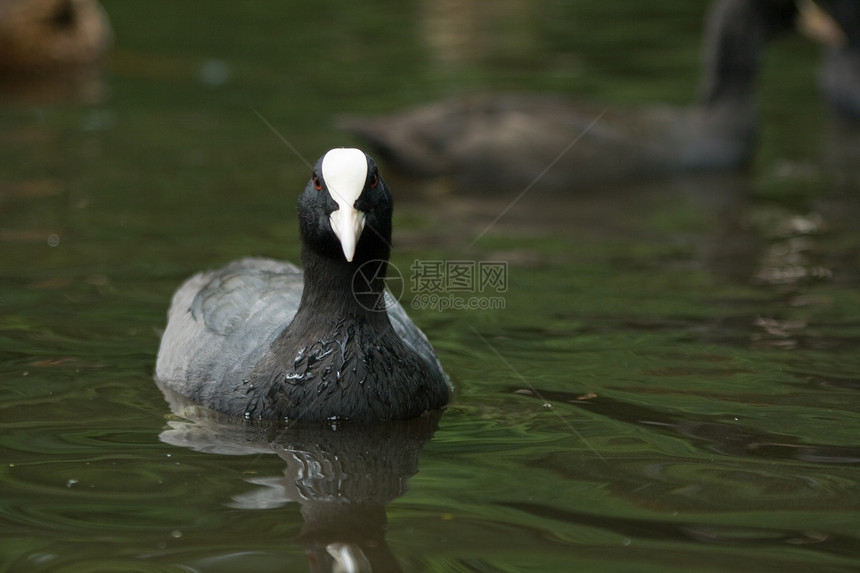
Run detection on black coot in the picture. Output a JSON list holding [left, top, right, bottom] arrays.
[[156, 148, 450, 423], [338, 0, 799, 189]]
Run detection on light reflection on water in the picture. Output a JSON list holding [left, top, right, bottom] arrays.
[[1, 0, 860, 571]]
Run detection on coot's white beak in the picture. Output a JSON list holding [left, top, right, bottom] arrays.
[[322, 148, 369, 263], [330, 206, 366, 262]]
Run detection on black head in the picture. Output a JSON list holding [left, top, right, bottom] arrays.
[[297, 148, 393, 264]]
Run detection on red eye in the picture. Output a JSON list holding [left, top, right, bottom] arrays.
[[313, 176, 322, 190], [370, 173, 379, 188]]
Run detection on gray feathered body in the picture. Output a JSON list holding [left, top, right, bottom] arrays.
[[156, 257, 449, 423]]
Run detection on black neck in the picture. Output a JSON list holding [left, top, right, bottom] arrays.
[[296, 247, 388, 318], [289, 240, 392, 335], [698, 0, 794, 108]]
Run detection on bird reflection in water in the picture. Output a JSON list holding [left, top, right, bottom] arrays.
[[157, 381, 440, 573]]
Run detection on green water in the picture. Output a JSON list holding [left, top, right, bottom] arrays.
[[2, 1, 860, 571]]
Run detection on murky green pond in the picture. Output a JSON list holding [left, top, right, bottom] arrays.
[[2, 1, 860, 571]]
